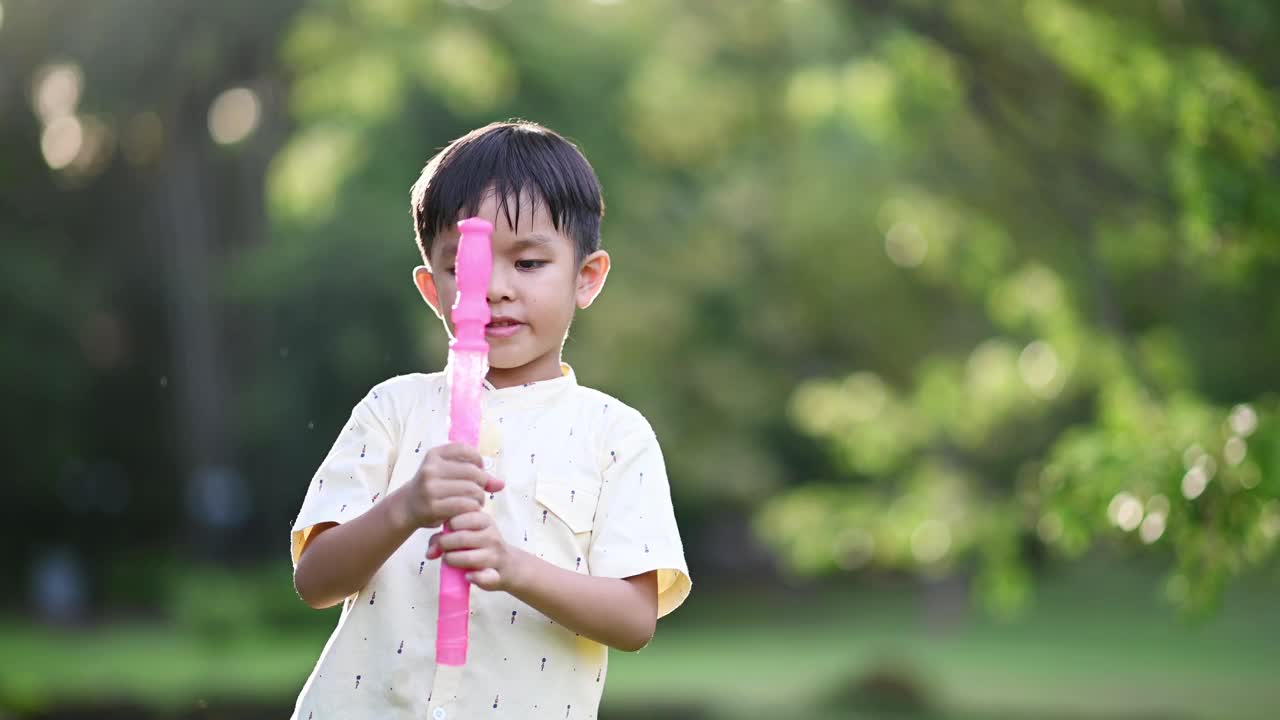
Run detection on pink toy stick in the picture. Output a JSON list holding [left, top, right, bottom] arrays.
[[436, 217, 492, 666]]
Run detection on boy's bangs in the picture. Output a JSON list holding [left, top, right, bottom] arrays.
[[413, 122, 603, 260]]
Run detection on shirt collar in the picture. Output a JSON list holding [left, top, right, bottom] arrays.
[[481, 362, 577, 409]]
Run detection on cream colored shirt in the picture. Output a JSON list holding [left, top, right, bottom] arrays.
[[289, 364, 691, 720]]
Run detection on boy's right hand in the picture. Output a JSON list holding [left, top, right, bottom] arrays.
[[395, 443, 505, 529]]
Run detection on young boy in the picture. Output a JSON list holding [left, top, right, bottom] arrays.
[[288, 121, 691, 720]]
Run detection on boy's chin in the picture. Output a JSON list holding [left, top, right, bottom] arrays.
[[485, 350, 528, 370]]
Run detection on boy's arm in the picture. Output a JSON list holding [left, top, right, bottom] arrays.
[[428, 512, 659, 652], [295, 443, 502, 609], [293, 492, 418, 609], [507, 551, 658, 652]]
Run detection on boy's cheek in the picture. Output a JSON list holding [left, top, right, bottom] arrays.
[[437, 293, 458, 327]]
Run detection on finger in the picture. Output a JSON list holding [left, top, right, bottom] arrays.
[[443, 548, 494, 570], [426, 533, 442, 560], [437, 529, 487, 551], [434, 497, 483, 520], [483, 473, 506, 493], [434, 443, 484, 467], [435, 461, 493, 490], [430, 479, 487, 504], [466, 568, 502, 590], [446, 511, 492, 532]]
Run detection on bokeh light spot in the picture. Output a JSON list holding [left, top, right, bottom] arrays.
[[1018, 340, 1060, 396], [885, 222, 927, 267], [208, 87, 261, 145], [1107, 492, 1143, 531], [1224, 437, 1246, 467], [1228, 404, 1258, 437], [1139, 512, 1166, 544], [910, 520, 951, 564], [1182, 466, 1208, 500], [41, 116, 83, 170], [32, 63, 84, 122]]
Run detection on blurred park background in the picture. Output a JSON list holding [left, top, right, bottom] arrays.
[[3, 0, 1280, 718]]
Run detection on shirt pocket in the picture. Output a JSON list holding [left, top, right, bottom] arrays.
[[534, 470, 600, 534]]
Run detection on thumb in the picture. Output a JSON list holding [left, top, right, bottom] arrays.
[[466, 568, 501, 590], [426, 533, 442, 560], [484, 473, 506, 494]]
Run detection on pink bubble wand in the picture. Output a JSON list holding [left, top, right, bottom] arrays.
[[436, 217, 493, 666]]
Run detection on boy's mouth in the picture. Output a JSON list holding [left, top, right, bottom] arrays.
[[486, 317, 524, 338]]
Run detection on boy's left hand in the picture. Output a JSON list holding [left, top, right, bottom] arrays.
[[426, 511, 515, 592]]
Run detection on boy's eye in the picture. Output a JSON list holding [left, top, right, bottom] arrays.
[[515, 260, 547, 270]]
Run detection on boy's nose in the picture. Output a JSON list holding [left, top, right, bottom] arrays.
[[486, 264, 514, 303]]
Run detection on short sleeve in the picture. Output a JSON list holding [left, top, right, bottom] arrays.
[[587, 420, 691, 619], [289, 389, 399, 566]]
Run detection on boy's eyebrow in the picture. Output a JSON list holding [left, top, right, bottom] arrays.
[[509, 234, 555, 252], [438, 232, 557, 262], [435, 239, 459, 263]]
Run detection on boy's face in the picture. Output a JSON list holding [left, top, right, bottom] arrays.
[[415, 191, 609, 388]]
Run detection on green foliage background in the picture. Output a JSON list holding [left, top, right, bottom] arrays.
[[2, 2, 1279, 715]]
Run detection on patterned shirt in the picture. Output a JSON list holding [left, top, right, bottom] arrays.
[[289, 364, 691, 720]]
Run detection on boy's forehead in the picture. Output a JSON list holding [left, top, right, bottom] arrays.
[[434, 197, 572, 258], [475, 192, 555, 234]]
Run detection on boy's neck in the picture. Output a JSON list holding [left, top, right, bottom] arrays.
[[484, 356, 566, 389]]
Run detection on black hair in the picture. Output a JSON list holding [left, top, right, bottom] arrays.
[[410, 120, 604, 264]]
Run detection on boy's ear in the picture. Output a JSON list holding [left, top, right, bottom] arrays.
[[413, 265, 444, 319], [576, 250, 611, 309]]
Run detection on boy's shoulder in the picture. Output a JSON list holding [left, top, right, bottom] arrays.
[[371, 370, 445, 394], [565, 382, 656, 440], [358, 371, 446, 408]]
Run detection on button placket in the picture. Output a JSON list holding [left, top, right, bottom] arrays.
[[428, 664, 463, 720]]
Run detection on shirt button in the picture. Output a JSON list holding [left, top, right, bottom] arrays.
[[432, 708, 447, 720]]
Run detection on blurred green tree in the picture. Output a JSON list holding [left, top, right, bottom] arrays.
[[3, 0, 1277, 617], [254, 0, 1280, 614]]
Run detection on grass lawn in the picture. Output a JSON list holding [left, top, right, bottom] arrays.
[[2, 558, 1277, 719], [605, 561, 1280, 720]]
